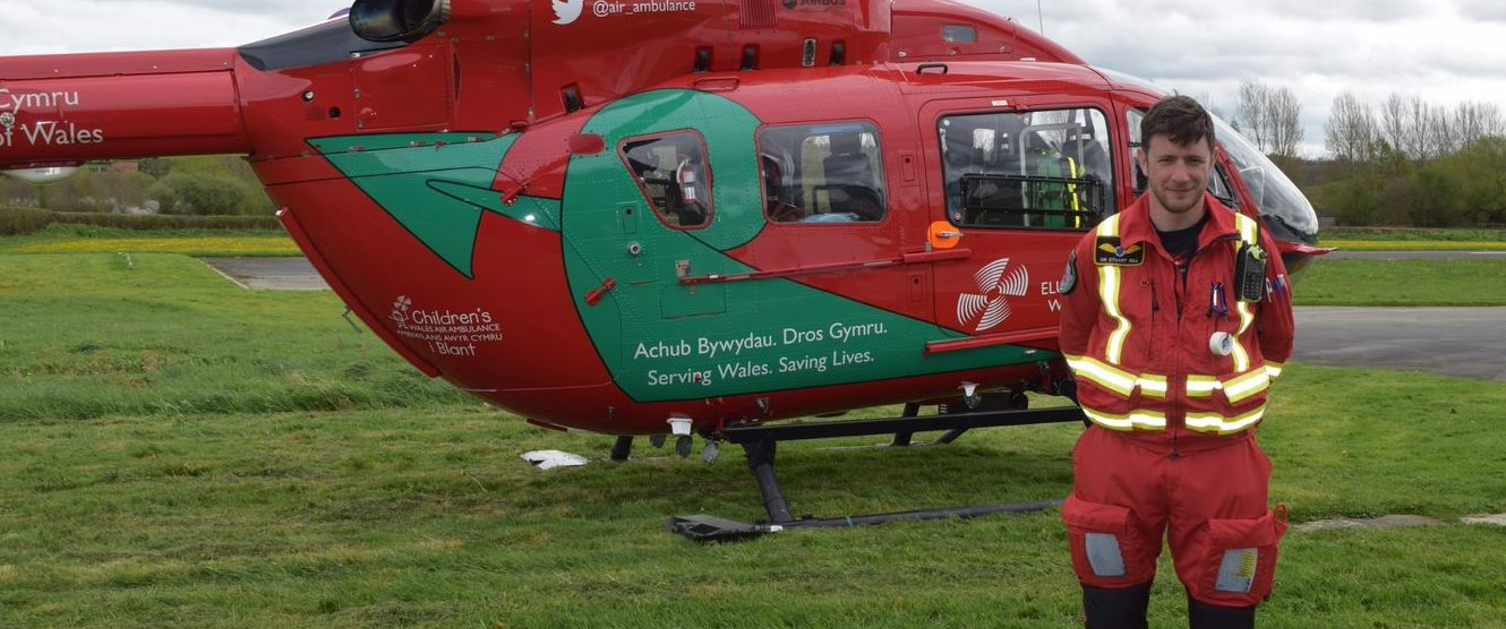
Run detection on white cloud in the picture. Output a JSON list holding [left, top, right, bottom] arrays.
[[3, 0, 1503, 159], [1456, 0, 1506, 22], [974, 0, 1506, 157], [0, 0, 319, 54]]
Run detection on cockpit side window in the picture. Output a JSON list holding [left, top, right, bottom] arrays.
[[620, 132, 712, 229], [758, 122, 887, 224], [941, 107, 1113, 231], [942, 25, 978, 43]]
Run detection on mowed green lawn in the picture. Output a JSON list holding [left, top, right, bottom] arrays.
[[1295, 258, 1506, 306], [2, 241, 1505, 628]]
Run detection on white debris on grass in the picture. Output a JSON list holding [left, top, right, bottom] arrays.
[[521, 450, 590, 470]]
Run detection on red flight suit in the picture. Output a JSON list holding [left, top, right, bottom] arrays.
[[1056, 193, 1295, 609]]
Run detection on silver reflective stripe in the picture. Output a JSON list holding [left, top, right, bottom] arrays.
[[1215, 548, 1259, 593], [1184, 369, 1270, 403], [1065, 355, 1169, 398], [1082, 407, 1168, 431], [1096, 215, 1132, 365], [1085, 533, 1126, 577], [1185, 405, 1265, 434], [1221, 368, 1270, 403], [1232, 302, 1253, 372]]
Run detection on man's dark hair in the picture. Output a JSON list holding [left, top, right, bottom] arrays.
[[1140, 95, 1215, 150]]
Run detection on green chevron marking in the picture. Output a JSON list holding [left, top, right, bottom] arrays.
[[317, 133, 559, 279]]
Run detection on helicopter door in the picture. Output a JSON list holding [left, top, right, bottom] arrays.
[[602, 131, 726, 325], [923, 102, 1118, 338]]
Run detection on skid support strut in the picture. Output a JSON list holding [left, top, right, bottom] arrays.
[[666, 405, 1084, 541]]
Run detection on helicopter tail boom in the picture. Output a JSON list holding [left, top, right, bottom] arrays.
[[0, 48, 251, 170]]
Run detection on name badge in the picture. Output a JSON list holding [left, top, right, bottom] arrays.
[[1094, 237, 1144, 266]]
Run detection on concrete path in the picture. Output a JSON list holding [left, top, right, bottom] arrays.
[[202, 257, 328, 291]]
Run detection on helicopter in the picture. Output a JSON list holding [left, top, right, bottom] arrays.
[[0, 0, 1323, 536]]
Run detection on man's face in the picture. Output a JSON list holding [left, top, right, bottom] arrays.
[[1138, 134, 1212, 217]]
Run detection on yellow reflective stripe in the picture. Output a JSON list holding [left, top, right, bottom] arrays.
[[1066, 356, 1131, 396], [1232, 303, 1254, 372], [1066, 355, 1168, 398], [1265, 361, 1285, 379], [1183, 370, 1270, 403], [1221, 368, 1270, 403], [1082, 407, 1168, 431], [1096, 215, 1132, 365], [1067, 157, 1083, 228], [1235, 214, 1260, 246], [1231, 214, 1260, 372], [1185, 405, 1266, 435], [1066, 157, 1081, 211], [1100, 265, 1130, 364], [1186, 375, 1219, 398], [1138, 374, 1168, 398]]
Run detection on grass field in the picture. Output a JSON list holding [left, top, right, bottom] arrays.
[[0, 224, 299, 257], [1295, 258, 1506, 306], [3, 232, 1505, 628]]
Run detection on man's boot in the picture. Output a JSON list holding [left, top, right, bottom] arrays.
[[1187, 597, 1255, 629], [1082, 583, 1151, 629]]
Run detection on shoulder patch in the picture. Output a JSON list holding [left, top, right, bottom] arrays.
[[1059, 250, 1078, 295], [1094, 236, 1145, 266]]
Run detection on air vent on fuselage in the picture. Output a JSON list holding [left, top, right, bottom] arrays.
[[741, 0, 777, 28]]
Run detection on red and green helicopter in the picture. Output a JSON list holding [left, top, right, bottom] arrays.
[[0, 0, 1322, 536]]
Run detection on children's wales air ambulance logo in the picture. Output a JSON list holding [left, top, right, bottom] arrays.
[[390, 295, 413, 326], [957, 258, 1030, 332]]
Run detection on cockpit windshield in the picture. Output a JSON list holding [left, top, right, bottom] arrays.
[[239, 11, 412, 72], [1211, 116, 1319, 244], [1095, 66, 1320, 246]]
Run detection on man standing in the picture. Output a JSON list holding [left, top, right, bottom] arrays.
[[1056, 95, 1295, 628]]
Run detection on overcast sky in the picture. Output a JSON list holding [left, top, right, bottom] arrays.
[[3, 0, 1502, 158]]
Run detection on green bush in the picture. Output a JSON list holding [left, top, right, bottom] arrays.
[[0, 206, 280, 236], [148, 172, 264, 215], [0, 206, 54, 236]]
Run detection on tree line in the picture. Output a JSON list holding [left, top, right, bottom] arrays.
[[1319, 91, 1506, 227], [0, 155, 274, 216], [1223, 80, 1506, 227]]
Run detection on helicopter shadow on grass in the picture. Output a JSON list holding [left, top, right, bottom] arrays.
[[498, 423, 1082, 527]]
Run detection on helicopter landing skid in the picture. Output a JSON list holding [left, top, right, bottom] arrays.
[[666, 405, 1084, 542]]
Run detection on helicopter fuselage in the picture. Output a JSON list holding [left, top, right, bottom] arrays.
[[0, 0, 1320, 436]]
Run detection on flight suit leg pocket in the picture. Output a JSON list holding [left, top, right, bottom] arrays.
[[1062, 496, 1151, 586], [1191, 509, 1288, 606]]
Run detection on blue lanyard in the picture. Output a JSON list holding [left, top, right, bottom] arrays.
[[1208, 282, 1229, 318]]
